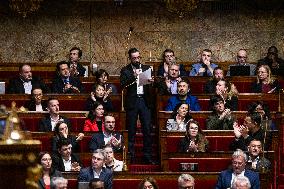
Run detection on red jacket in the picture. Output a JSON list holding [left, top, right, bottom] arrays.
[[83, 119, 105, 132]]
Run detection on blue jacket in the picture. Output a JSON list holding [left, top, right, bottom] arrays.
[[189, 62, 218, 76], [165, 95, 201, 111], [215, 169, 260, 189]]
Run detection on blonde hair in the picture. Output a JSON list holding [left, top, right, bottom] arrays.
[[256, 65, 274, 84]]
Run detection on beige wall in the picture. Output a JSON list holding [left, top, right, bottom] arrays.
[[0, 1, 283, 74]]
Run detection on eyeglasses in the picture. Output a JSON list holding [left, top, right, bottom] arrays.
[[237, 56, 247, 59]]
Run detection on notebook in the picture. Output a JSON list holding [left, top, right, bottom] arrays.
[[230, 65, 250, 76]]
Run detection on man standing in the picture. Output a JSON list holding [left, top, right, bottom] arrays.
[[215, 149, 260, 189], [189, 49, 218, 76], [69, 47, 86, 77], [120, 48, 154, 164], [7, 64, 49, 94], [78, 149, 112, 189]]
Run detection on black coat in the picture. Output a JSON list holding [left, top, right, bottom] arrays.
[[52, 153, 82, 172], [39, 115, 71, 132], [51, 76, 84, 93]]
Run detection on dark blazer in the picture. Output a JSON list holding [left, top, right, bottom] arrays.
[[78, 166, 112, 189], [51, 135, 80, 153], [251, 80, 280, 93], [24, 100, 48, 111], [89, 132, 124, 152], [69, 61, 86, 77], [215, 169, 260, 189], [7, 76, 49, 94], [51, 76, 84, 93], [39, 115, 71, 132], [204, 79, 218, 94], [157, 63, 188, 77], [52, 153, 82, 172], [120, 63, 154, 110], [38, 169, 62, 189]]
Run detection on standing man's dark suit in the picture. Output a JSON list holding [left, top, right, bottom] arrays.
[[78, 167, 112, 189], [51, 76, 84, 94], [120, 48, 154, 164], [39, 115, 71, 132], [215, 169, 260, 189]]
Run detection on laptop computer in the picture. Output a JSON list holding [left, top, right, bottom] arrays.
[[78, 182, 90, 189], [230, 65, 250, 76]]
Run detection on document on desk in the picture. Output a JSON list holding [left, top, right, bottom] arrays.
[[138, 68, 152, 86]]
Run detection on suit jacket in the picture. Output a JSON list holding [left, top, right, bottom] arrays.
[[165, 95, 201, 111], [51, 76, 84, 93], [7, 76, 49, 94], [24, 99, 48, 111], [215, 169, 260, 189], [38, 169, 62, 189], [51, 135, 80, 153], [78, 166, 112, 189], [89, 131, 124, 152], [251, 80, 280, 93], [52, 153, 82, 172], [157, 63, 188, 77], [69, 61, 86, 77], [120, 63, 154, 110], [39, 115, 71, 132]]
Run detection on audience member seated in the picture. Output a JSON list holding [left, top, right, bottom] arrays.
[[94, 69, 118, 94], [226, 49, 256, 76], [166, 103, 192, 131], [78, 149, 113, 189], [38, 151, 62, 189], [204, 67, 224, 94], [51, 121, 84, 153], [85, 83, 114, 112], [247, 101, 277, 130], [210, 79, 238, 111], [52, 138, 82, 172], [178, 174, 195, 189], [52, 61, 84, 94], [257, 46, 284, 76], [24, 88, 47, 111], [39, 98, 71, 132], [251, 65, 280, 94], [165, 79, 201, 111], [157, 49, 187, 77], [52, 177, 68, 189], [189, 49, 218, 76], [155, 63, 183, 95], [69, 47, 86, 77], [247, 139, 271, 172], [84, 101, 105, 132], [179, 120, 209, 153], [206, 95, 235, 130], [215, 149, 260, 189], [7, 64, 49, 94], [89, 114, 123, 152], [138, 177, 159, 189], [89, 178, 105, 189], [231, 175, 251, 189], [104, 145, 123, 172], [230, 112, 272, 151]]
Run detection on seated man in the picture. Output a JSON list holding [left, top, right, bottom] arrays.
[[227, 49, 256, 76], [104, 145, 123, 172], [52, 177, 68, 189], [178, 174, 195, 189], [257, 46, 284, 76], [7, 64, 49, 94], [89, 114, 123, 152], [155, 63, 182, 95], [24, 87, 47, 111], [231, 175, 251, 189], [230, 112, 271, 151], [78, 149, 112, 189], [165, 80, 201, 111], [89, 178, 104, 189], [206, 95, 235, 130], [39, 98, 71, 132], [52, 61, 84, 93], [52, 138, 81, 172], [157, 49, 187, 77], [69, 47, 86, 77], [189, 49, 218, 76], [215, 149, 260, 189], [247, 139, 271, 172], [204, 67, 224, 94]]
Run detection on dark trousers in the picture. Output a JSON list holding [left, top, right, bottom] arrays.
[[126, 97, 152, 160]]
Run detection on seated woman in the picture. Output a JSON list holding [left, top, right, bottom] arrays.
[[83, 101, 105, 132], [248, 101, 277, 130], [85, 83, 114, 112], [166, 103, 192, 131], [95, 69, 118, 94], [138, 177, 159, 189], [38, 151, 62, 189], [51, 121, 84, 153], [251, 65, 280, 93], [179, 120, 209, 153], [210, 78, 238, 111]]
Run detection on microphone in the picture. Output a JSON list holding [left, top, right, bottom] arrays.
[[129, 27, 134, 33]]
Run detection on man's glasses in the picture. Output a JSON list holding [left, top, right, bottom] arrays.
[[237, 56, 247, 59]]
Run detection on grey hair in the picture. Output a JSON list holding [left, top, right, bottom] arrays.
[[93, 149, 107, 161], [232, 149, 247, 161], [178, 174, 194, 187], [232, 175, 251, 189], [51, 177, 68, 188]]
